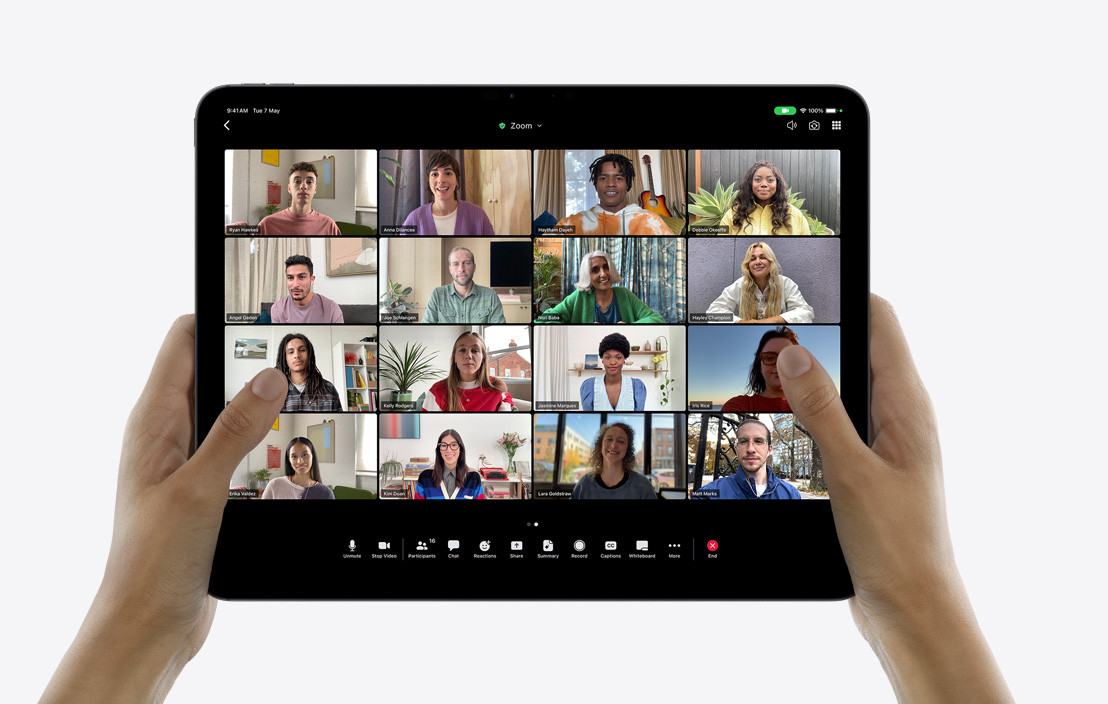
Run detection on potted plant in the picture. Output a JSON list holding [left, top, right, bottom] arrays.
[[687, 179, 738, 230], [252, 467, 273, 491], [378, 339, 445, 404], [786, 189, 834, 236], [497, 432, 528, 473], [379, 451, 404, 485], [380, 278, 416, 316], [532, 246, 561, 316]]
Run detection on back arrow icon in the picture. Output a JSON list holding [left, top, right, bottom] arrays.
[[224, 121, 230, 130]]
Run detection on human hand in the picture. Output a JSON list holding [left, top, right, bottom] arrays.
[[42, 316, 288, 703], [775, 294, 1011, 702]]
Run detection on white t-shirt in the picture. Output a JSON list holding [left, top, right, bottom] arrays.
[[432, 209, 458, 235]]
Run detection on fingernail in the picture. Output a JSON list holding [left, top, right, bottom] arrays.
[[252, 369, 287, 401], [777, 346, 811, 379]]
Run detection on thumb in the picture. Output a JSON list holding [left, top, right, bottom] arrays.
[[776, 345, 869, 479], [187, 368, 288, 490]]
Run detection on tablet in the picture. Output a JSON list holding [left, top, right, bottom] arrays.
[[199, 85, 867, 599]]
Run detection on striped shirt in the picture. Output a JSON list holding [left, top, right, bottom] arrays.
[[421, 283, 506, 324]]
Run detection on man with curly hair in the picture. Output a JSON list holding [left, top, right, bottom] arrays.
[[555, 154, 673, 237]]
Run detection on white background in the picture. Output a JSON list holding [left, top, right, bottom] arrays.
[[5, 2, 1103, 702]]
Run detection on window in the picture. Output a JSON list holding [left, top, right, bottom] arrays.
[[481, 325, 531, 383], [565, 149, 604, 216]]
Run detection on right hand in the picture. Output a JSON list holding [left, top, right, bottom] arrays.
[[776, 294, 1012, 702]]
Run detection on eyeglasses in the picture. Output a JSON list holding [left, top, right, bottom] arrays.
[[758, 352, 779, 365], [438, 442, 460, 451]]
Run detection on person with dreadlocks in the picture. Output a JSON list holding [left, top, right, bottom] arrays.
[[553, 153, 673, 237], [722, 161, 811, 236], [275, 333, 343, 412], [707, 241, 814, 323]]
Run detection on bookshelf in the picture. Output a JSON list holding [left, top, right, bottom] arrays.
[[333, 339, 378, 411]]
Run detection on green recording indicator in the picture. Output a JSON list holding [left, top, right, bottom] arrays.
[[774, 106, 796, 115]]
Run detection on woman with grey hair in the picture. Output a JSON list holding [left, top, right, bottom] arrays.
[[534, 250, 664, 324]]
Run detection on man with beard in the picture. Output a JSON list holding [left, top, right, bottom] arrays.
[[270, 254, 344, 323], [692, 418, 801, 499], [421, 246, 506, 324]]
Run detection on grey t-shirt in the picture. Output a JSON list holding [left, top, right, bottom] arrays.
[[571, 471, 658, 500]]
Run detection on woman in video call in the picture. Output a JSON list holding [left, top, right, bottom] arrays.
[[536, 251, 665, 324], [261, 437, 335, 499], [571, 422, 657, 500], [720, 326, 799, 413], [722, 160, 811, 236], [580, 332, 647, 411], [707, 241, 814, 323], [415, 429, 485, 499], [275, 333, 343, 412], [423, 331, 514, 411], [401, 151, 495, 236]]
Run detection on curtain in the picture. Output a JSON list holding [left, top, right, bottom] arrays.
[[377, 149, 467, 227], [560, 237, 686, 323], [659, 149, 687, 216], [534, 327, 569, 404], [224, 237, 311, 314], [603, 148, 643, 207], [534, 149, 566, 221]]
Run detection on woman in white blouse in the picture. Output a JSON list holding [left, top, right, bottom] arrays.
[[706, 241, 814, 324]]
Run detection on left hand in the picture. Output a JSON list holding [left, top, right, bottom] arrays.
[[42, 316, 288, 703]]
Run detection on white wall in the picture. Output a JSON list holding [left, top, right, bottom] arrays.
[[308, 237, 377, 305], [535, 325, 686, 410], [231, 413, 358, 489], [379, 413, 532, 472], [225, 325, 377, 404], [376, 325, 467, 400]]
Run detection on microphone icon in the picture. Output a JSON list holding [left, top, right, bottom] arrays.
[[348, 540, 356, 552]]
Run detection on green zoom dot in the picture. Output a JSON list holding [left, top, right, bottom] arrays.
[[499, 122, 506, 129]]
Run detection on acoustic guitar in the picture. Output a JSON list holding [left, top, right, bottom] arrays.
[[638, 154, 672, 217]]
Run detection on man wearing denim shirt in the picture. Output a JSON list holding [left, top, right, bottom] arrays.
[[421, 246, 506, 324]]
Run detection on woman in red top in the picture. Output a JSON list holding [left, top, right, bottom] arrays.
[[720, 326, 799, 413], [422, 331, 514, 412]]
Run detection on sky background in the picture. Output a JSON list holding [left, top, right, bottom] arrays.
[[687, 325, 841, 405]]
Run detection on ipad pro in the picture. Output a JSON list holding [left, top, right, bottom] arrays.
[[198, 85, 867, 599]]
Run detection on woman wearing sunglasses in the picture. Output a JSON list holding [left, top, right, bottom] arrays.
[[720, 326, 799, 413]]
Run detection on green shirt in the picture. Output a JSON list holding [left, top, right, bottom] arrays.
[[422, 283, 506, 324], [534, 287, 665, 324]]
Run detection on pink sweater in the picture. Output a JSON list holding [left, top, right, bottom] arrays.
[[258, 209, 342, 236]]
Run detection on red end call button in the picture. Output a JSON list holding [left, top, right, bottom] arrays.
[[707, 540, 719, 552]]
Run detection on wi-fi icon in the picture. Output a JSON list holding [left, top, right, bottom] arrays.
[[800, 108, 807, 113]]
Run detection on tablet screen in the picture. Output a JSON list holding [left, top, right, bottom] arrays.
[[201, 86, 866, 599]]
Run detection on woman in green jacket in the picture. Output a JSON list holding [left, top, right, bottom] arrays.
[[536, 250, 665, 324]]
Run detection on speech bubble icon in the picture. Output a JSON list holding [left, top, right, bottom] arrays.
[[447, 540, 460, 551]]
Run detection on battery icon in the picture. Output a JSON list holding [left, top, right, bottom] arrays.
[[824, 108, 837, 113]]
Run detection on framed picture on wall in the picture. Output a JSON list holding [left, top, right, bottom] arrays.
[[307, 420, 336, 463], [326, 237, 377, 276], [261, 149, 279, 166]]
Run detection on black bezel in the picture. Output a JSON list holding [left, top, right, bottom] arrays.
[[198, 85, 868, 600]]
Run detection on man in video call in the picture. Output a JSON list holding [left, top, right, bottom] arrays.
[[422, 246, 506, 324], [554, 154, 674, 237], [270, 254, 345, 323], [257, 161, 343, 236], [692, 418, 801, 500]]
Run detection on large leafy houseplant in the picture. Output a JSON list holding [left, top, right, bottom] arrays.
[[532, 246, 561, 315], [380, 277, 416, 314], [378, 339, 445, 404]]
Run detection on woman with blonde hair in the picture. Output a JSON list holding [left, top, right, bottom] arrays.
[[707, 241, 814, 323], [571, 422, 657, 500], [535, 250, 664, 324], [422, 331, 514, 411]]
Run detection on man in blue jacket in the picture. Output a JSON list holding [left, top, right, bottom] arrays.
[[692, 418, 801, 499]]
